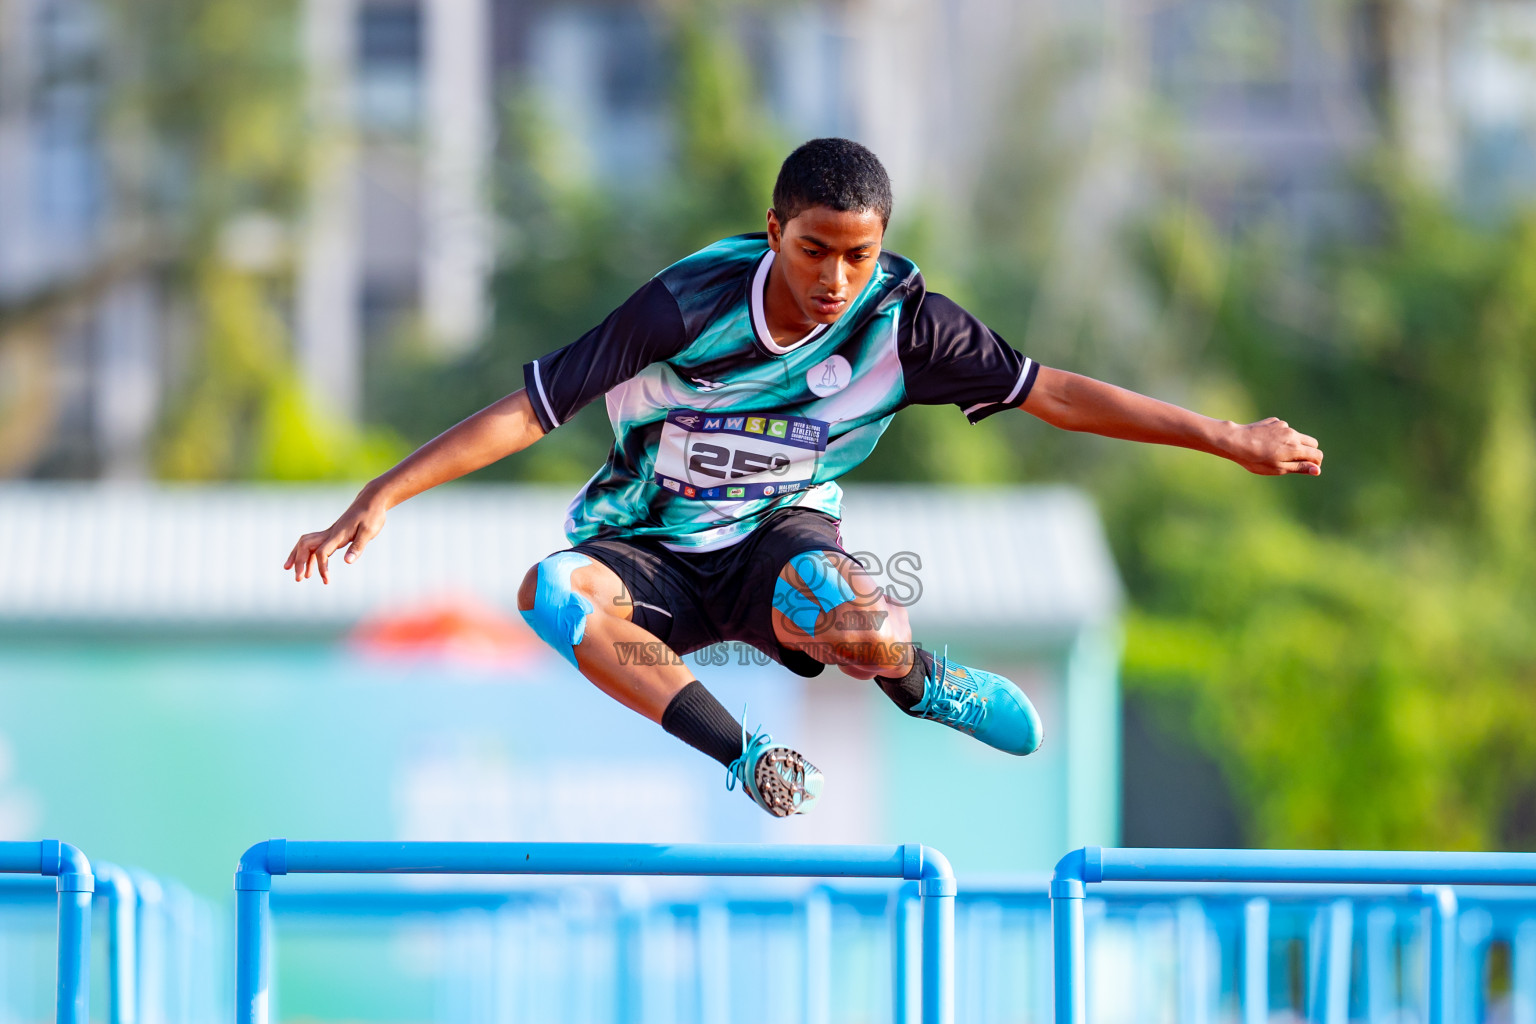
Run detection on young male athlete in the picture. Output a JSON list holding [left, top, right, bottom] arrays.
[[286, 138, 1323, 819]]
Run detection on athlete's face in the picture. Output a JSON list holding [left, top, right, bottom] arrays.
[[765, 205, 885, 327]]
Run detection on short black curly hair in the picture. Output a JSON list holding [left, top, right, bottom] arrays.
[[772, 137, 893, 228]]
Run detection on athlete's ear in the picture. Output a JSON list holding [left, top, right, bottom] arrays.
[[766, 208, 783, 251]]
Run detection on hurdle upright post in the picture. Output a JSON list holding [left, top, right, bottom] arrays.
[[1240, 898, 1268, 1024], [916, 846, 955, 1024], [1426, 885, 1458, 1024], [803, 887, 832, 1024], [233, 842, 276, 1024], [94, 863, 138, 1024], [891, 882, 920, 1024], [1050, 848, 1090, 1024]]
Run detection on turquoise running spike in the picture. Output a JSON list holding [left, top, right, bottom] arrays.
[[725, 703, 824, 817], [908, 645, 1044, 756]]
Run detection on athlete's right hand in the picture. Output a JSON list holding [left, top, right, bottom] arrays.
[[284, 496, 387, 584]]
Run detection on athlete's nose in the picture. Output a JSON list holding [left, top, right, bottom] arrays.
[[821, 258, 848, 296]]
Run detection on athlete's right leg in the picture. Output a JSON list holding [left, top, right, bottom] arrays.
[[517, 549, 821, 817], [516, 553, 690, 723]]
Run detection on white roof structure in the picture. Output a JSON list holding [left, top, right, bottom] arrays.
[[0, 483, 1120, 634]]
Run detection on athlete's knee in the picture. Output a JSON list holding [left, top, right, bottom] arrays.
[[518, 552, 600, 668], [517, 564, 540, 612], [775, 553, 906, 667], [829, 610, 912, 669], [773, 550, 868, 638]]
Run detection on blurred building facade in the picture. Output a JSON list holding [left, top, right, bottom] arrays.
[[4, 0, 1536, 478], [0, 0, 159, 479]]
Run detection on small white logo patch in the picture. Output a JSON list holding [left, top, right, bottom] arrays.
[[806, 355, 852, 397]]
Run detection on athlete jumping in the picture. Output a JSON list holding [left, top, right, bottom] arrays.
[[285, 139, 1323, 818]]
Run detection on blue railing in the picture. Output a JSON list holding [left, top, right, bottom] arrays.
[[0, 840, 92, 1024], [251, 872, 1536, 1023], [0, 839, 1509, 1024], [961, 878, 1454, 1023], [1050, 847, 1536, 1024], [0, 855, 219, 1024], [233, 840, 957, 1024]]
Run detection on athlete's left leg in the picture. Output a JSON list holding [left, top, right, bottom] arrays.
[[772, 549, 1044, 756], [769, 549, 913, 679], [520, 536, 823, 819]]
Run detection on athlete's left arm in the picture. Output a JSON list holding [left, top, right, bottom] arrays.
[[1020, 367, 1323, 476]]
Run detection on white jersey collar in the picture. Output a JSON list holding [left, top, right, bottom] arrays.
[[750, 249, 829, 356]]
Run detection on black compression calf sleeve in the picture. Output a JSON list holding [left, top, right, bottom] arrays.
[[874, 645, 934, 713], [661, 680, 745, 768]]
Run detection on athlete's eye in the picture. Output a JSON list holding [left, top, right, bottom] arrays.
[[802, 248, 822, 258]]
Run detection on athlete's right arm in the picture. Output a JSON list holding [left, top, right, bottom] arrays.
[[284, 388, 546, 584]]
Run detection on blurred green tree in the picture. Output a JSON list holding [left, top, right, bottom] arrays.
[[110, 0, 403, 481], [1110, 173, 1536, 850]]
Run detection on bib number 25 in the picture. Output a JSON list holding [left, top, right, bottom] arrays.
[[687, 442, 791, 479]]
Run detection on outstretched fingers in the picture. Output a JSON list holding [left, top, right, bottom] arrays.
[[286, 538, 314, 582], [287, 531, 332, 582], [314, 526, 357, 584], [285, 503, 386, 584]]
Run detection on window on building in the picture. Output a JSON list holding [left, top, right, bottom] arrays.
[[31, 0, 104, 244], [357, 0, 423, 137]]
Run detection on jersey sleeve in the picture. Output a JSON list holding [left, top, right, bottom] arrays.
[[899, 292, 1039, 424], [521, 278, 689, 431]]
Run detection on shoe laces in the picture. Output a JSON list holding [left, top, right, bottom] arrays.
[[921, 646, 987, 730], [725, 704, 769, 793]]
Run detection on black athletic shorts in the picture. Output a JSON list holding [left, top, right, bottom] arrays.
[[564, 507, 851, 678]]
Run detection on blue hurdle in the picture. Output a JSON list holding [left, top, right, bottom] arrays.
[[234, 840, 956, 1024], [1049, 847, 1536, 1024], [964, 878, 1445, 1023], [0, 840, 93, 1024], [0, 860, 216, 1024]]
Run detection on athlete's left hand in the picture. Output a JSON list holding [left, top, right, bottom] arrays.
[[1224, 417, 1323, 476]]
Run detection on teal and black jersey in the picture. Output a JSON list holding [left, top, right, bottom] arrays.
[[522, 233, 1039, 552]]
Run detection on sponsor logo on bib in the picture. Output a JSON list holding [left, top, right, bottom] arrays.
[[807, 355, 852, 397], [652, 409, 830, 502]]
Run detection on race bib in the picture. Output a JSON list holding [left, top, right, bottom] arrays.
[[653, 410, 829, 500]]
